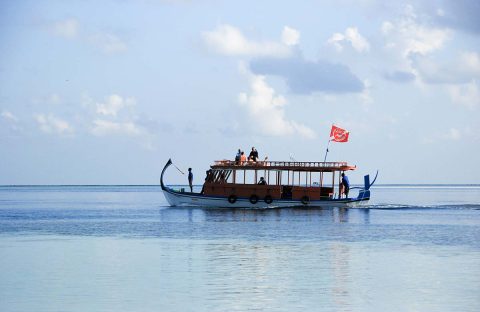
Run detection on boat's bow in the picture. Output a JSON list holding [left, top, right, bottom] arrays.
[[160, 158, 173, 191]]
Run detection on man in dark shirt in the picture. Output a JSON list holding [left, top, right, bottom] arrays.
[[188, 168, 193, 192], [235, 149, 241, 164], [341, 172, 350, 198], [249, 147, 259, 162]]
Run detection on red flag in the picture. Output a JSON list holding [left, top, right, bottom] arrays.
[[330, 125, 349, 142]]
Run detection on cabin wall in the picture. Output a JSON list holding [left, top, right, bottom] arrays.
[[291, 186, 333, 199], [203, 182, 334, 201], [203, 183, 281, 199]]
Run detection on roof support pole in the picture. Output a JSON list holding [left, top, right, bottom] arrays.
[[332, 171, 335, 197], [339, 171, 342, 199]]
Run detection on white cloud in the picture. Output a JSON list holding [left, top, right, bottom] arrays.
[[424, 125, 479, 143], [89, 33, 128, 54], [381, 6, 451, 58], [249, 57, 364, 94], [238, 74, 315, 138], [412, 51, 480, 84], [90, 119, 142, 137], [444, 128, 461, 140], [359, 79, 373, 106], [52, 18, 79, 39], [35, 114, 73, 135], [96, 94, 136, 117], [1, 111, 18, 122], [49, 18, 127, 54], [327, 27, 370, 53], [281, 26, 300, 46], [88, 94, 154, 145], [448, 80, 480, 109], [202, 24, 293, 58], [381, 21, 394, 35], [459, 51, 480, 75]]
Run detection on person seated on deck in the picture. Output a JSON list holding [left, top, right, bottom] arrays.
[[240, 151, 247, 164], [235, 149, 241, 165], [248, 147, 259, 162], [257, 177, 267, 185]]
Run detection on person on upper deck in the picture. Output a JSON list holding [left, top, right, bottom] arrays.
[[341, 172, 350, 198], [257, 177, 267, 185], [235, 149, 241, 164], [248, 147, 259, 162], [240, 151, 247, 163]]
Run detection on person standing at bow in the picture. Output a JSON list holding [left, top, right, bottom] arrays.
[[188, 168, 193, 192]]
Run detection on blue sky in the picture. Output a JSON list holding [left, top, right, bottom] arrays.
[[1, 0, 479, 184]]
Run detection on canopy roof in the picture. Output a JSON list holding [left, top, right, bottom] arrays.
[[211, 160, 356, 172]]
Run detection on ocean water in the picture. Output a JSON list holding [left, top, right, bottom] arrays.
[[0, 185, 479, 312]]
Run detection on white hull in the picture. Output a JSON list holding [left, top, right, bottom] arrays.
[[162, 187, 369, 209]]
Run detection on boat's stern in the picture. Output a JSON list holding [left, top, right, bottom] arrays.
[[356, 189, 371, 201], [353, 172, 378, 203]]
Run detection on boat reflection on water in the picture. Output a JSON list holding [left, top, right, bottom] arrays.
[[157, 206, 373, 224]]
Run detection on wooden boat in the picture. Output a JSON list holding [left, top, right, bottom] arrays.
[[160, 158, 377, 208]]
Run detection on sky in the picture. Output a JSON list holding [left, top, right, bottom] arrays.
[[0, 0, 479, 185]]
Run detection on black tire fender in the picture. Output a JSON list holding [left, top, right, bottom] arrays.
[[264, 195, 273, 204], [249, 194, 259, 204], [228, 194, 237, 204], [301, 196, 310, 205]]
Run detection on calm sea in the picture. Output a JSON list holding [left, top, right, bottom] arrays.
[[0, 185, 479, 312]]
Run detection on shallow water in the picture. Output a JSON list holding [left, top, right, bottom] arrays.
[[0, 185, 479, 312]]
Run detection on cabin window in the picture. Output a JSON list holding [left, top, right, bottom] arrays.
[[210, 169, 232, 184], [280, 170, 290, 186]]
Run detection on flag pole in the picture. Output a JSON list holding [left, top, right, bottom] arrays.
[[323, 139, 331, 162]]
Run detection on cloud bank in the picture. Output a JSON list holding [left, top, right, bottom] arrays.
[[35, 114, 73, 135], [250, 57, 364, 94], [49, 18, 127, 54], [431, 0, 480, 34], [327, 27, 370, 53], [96, 94, 136, 117], [91, 119, 142, 137], [238, 74, 315, 138], [202, 24, 294, 58]]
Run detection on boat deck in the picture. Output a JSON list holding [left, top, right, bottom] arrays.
[[211, 160, 356, 172]]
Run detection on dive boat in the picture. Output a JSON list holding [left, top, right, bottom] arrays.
[[160, 158, 377, 208]]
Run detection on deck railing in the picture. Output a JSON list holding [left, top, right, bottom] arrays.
[[213, 160, 350, 168]]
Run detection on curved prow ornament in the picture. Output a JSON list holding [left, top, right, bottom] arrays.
[[364, 170, 379, 190], [160, 158, 173, 191]]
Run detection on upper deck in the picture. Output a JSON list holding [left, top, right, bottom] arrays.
[[211, 160, 356, 172]]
